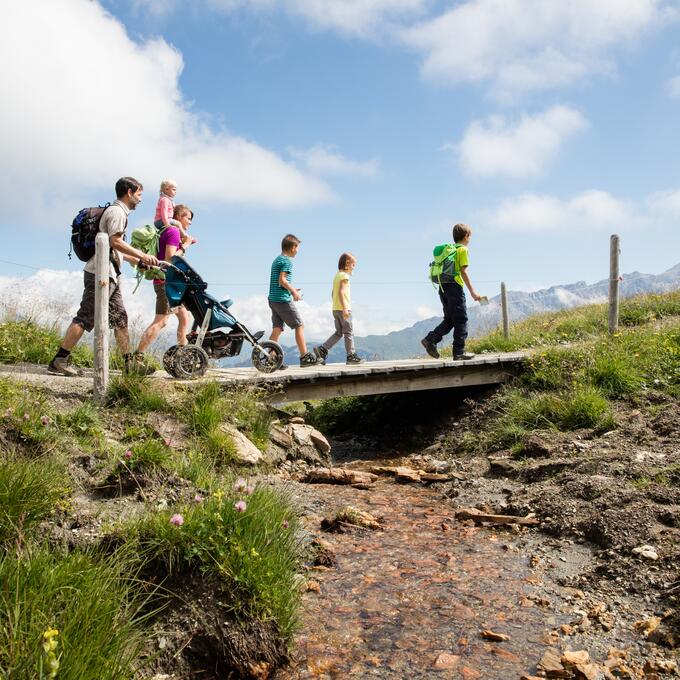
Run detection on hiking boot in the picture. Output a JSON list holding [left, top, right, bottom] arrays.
[[453, 352, 475, 361], [346, 353, 363, 365], [125, 351, 156, 376], [299, 352, 320, 368], [420, 337, 439, 359], [313, 345, 328, 365], [47, 355, 83, 377]]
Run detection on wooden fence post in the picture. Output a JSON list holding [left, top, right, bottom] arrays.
[[500, 281, 510, 339], [94, 232, 110, 401], [608, 234, 620, 335]]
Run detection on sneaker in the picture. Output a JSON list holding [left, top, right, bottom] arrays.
[[313, 346, 328, 365], [299, 352, 320, 367], [346, 353, 363, 365], [125, 351, 156, 376], [453, 352, 475, 361], [420, 337, 440, 359], [47, 355, 82, 377]]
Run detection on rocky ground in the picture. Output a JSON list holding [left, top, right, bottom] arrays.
[[2, 363, 679, 679], [278, 386, 680, 679]]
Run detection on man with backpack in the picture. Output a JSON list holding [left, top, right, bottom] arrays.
[[421, 223, 482, 361], [48, 177, 160, 377]]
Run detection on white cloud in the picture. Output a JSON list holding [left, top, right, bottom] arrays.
[[0, 268, 413, 350], [400, 0, 675, 97], [206, 0, 428, 37], [0, 0, 330, 227], [288, 144, 379, 177], [487, 190, 637, 232], [458, 106, 588, 178], [648, 187, 680, 217], [668, 75, 680, 98]]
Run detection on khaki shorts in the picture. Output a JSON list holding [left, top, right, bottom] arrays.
[[153, 282, 178, 315], [73, 272, 128, 332]]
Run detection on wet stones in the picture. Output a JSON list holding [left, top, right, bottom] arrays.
[[304, 468, 378, 487], [321, 505, 381, 532]]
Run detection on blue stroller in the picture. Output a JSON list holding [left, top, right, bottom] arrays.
[[160, 256, 284, 378]]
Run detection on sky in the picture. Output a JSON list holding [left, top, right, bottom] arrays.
[[1, 0, 679, 340]]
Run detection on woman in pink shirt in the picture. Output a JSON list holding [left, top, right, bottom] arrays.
[[136, 204, 195, 359]]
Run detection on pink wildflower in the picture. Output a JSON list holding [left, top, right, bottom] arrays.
[[164, 438, 173, 447], [3, 408, 12, 418], [282, 519, 289, 529], [234, 500, 247, 513], [23, 413, 30, 421], [194, 494, 204, 503], [245, 484, 255, 496], [40, 416, 50, 426], [234, 478, 247, 493], [124, 450, 133, 460], [169, 514, 184, 526]]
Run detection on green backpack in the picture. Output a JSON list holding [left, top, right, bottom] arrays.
[[429, 243, 463, 289], [130, 224, 166, 290]]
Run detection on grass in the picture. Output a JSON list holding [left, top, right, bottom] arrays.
[[468, 289, 680, 353], [0, 544, 148, 680], [119, 482, 303, 640], [0, 456, 70, 546], [106, 372, 171, 413], [0, 319, 92, 367]]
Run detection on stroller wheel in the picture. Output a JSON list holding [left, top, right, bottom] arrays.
[[173, 345, 209, 379], [162, 345, 180, 376], [252, 340, 284, 373]]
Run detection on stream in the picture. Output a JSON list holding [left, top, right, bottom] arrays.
[[275, 475, 558, 679]]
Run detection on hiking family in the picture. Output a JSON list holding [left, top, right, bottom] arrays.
[[48, 176, 482, 377]]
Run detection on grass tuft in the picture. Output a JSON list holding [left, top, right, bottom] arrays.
[[0, 545, 148, 680]]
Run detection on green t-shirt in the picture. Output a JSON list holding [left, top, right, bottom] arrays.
[[268, 255, 293, 302], [454, 245, 469, 287]]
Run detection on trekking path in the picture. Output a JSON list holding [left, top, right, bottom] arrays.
[[275, 477, 566, 680], [0, 352, 526, 402]]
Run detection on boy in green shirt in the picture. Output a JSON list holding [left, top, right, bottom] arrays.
[[421, 223, 482, 360], [268, 234, 320, 368]]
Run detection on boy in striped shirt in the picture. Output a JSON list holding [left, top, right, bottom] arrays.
[[268, 234, 320, 368]]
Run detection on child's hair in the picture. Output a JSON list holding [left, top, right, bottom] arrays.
[[338, 252, 355, 270], [452, 223, 472, 243], [281, 234, 301, 252], [160, 178, 177, 194], [174, 204, 193, 220]]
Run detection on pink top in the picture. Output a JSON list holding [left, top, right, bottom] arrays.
[[155, 194, 175, 226], [154, 225, 182, 284]]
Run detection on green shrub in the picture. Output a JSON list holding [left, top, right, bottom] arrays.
[[0, 457, 70, 545], [0, 545, 147, 680], [183, 382, 226, 437], [106, 373, 170, 413], [0, 320, 93, 367], [121, 482, 303, 639], [586, 351, 644, 398], [0, 388, 57, 453], [125, 438, 171, 473], [55, 402, 103, 443]]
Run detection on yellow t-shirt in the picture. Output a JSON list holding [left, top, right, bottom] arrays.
[[454, 245, 469, 287], [332, 271, 351, 311]]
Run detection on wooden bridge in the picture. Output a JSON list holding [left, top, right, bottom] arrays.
[[202, 352, 527, 402]]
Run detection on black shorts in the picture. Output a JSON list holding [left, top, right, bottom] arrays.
[[72, 272, 128, 332]]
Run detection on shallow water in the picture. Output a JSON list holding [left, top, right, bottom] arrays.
[[275, 480, 554, 679]]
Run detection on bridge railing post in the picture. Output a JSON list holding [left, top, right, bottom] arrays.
[[93, 232, 110, 402], [500, 282, 510, 339]]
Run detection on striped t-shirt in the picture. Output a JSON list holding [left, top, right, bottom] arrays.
[[268, 255, 293, 302]]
